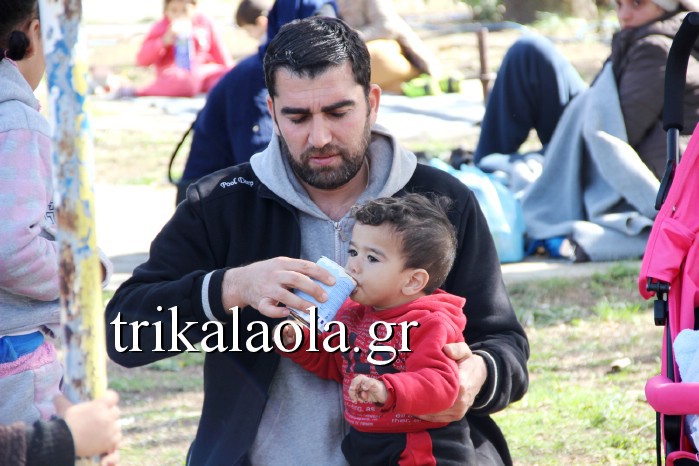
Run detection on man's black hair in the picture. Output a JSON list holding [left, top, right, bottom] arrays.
[[263, 16, 371, 98]]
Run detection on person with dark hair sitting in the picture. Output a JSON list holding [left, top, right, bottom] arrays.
[[175, 0, 338, 204]]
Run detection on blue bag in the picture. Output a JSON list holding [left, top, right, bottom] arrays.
[[429, 159, 525, 263]]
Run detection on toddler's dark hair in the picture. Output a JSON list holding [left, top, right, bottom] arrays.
[[351, 193, 457, 294], [0, 0, 38, 61]]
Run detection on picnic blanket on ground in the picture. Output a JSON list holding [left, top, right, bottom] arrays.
[[521, 62, 660, 261], [126, 81, 485, 145]]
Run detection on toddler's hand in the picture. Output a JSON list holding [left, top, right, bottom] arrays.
[[277, 322, 298, 347], [349, 374, 388, 404]]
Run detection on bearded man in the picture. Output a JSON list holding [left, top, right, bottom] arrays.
[[106, 16, 529, 466]]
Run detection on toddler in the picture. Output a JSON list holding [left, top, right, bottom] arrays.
[[280, 193, 469, 465]]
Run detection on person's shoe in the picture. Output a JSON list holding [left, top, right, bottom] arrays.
[[560, 236, 590, 263], [449, 147, 473, 169], [401, 74, 442, 97], [439, 73, 465, 93], [526, 236, 569, 259]]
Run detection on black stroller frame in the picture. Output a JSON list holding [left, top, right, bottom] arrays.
[[644, 11, 699, 466]]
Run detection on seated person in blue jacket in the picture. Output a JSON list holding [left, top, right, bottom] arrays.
[[175, 0, 338, 204], [279, 194, 470, 465], [105, 17, 529, 465]]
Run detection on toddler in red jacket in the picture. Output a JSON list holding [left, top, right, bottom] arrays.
[[280, 193, 468, 465]]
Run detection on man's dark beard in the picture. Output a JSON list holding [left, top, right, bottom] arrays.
[[279, 120, 371, 190]]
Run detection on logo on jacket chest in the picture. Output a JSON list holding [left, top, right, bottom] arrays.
[[220, 177, 254, 189]]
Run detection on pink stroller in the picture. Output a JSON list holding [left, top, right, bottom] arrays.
[[639, 11, 699, 466]]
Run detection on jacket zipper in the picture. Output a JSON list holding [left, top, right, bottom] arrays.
[[333, 221, 342, 263]]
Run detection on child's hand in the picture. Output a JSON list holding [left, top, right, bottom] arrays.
[[55, 390, 122, 459], [276, 322, 298, 347], [349, 374, 388, 405], [162, 26, 176, 46]]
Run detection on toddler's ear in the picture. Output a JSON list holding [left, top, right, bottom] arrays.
[[402, 269, 429, 297]]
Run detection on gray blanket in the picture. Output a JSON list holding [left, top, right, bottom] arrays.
[[521, 62, 660, 261]]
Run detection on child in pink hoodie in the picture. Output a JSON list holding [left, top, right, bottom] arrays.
[[0, 0, 112, 426], [134, 0, 233, 97]]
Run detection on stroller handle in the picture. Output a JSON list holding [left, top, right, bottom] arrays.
[[664, 12, 699, 131], [646, 375, 699, 414]]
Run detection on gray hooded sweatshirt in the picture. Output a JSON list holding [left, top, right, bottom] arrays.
[[0, 58, 60, 338], [0, 59, 112, 339]]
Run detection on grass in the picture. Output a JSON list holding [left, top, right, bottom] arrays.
[[497, 263, 661, 465], [508, 262, 644, 326], [105, 264, 664, 465], [91, 108, 191, 186], [497, 312, 660, 465]]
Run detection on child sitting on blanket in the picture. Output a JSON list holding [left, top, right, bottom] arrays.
[[123, 0, 232, 98]]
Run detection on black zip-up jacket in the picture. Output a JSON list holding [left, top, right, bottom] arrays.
[[105, 161, 529, 465]]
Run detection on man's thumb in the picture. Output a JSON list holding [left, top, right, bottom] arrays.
[[443, 342, 472, 362]]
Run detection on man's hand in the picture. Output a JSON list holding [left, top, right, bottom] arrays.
[[222, 257, 336, 318], [417, 342, 487, 423]]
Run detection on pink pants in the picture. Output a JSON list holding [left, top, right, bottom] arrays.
[[0, 342, 63, 424], [137, 63, 230, 97]]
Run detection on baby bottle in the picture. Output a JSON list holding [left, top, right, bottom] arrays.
[[289, 256, 356, 332], [172, 18, 193, 70]]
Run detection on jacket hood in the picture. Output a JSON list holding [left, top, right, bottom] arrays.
[[249, 124, 417, 220], [375, 289, 467, 331], [0, 59, 38, 110]]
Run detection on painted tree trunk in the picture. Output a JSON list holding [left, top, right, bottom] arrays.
[[38, 0, 107, 411]]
